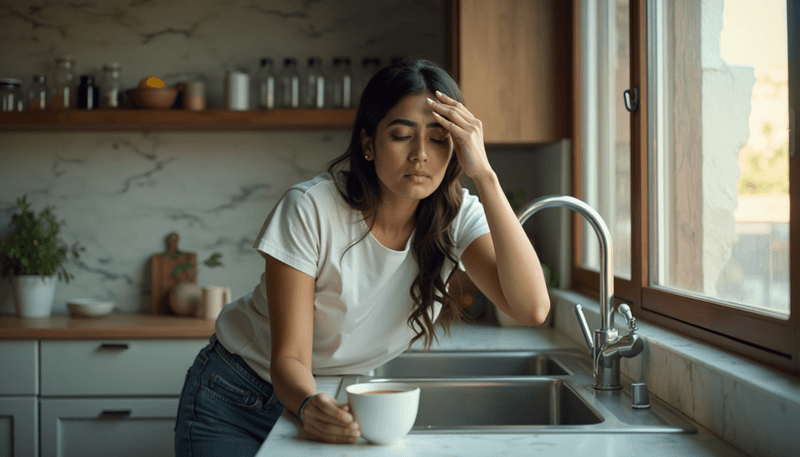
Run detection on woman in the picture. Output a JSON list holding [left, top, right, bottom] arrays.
[[174, 59, 550, 455]]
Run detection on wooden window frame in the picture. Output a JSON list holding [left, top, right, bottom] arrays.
[[570, 0, 800, 374]]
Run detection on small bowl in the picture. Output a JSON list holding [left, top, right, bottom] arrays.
[[346, 382, 420, 445], [127, 87, 178, 109], [67, 299, 115, 318]]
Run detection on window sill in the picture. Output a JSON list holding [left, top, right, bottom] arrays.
[[550, 288, 800, 457]]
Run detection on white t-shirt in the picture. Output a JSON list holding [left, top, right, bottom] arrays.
[[215, 172, 490, 383]]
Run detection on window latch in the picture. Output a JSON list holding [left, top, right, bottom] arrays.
[[624, 86, 639, 113]]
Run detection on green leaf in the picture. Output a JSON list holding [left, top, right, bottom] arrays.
[[204, 253, 223, 268], [173, 263, 193, 276]]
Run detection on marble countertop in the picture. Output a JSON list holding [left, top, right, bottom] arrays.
[[255, 322, 746, 456]]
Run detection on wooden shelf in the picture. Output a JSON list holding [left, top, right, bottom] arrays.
[[0, 109, 357, 131]]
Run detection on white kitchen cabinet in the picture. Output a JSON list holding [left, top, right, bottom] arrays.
[[40, 398, 178, 457], [0, 396, 38, 457], [0, 340, 39, 457], [35, 337, 208, 457], [40, 339, 206, 396]]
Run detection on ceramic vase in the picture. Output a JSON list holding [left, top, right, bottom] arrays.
[[12, 275, 58, 319]]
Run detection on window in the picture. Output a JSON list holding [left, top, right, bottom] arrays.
[[574, 0, 798, 373]]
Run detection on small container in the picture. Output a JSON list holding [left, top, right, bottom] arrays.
[[1, 78, 24, 112], [53, 56, 77, 109], [303, 57, 325, 109], [631, 382, 650, 409], [353, 57, 381, 108], [328, 57, 352, 109], [254, 58, 276, 109], [224, 71, 249, 110], [101, 63, 123, 108], [27, 75, 52, 110], [77, 75, 99, 109], [183, 81, 206, 110], [279, 58, 300, 109]]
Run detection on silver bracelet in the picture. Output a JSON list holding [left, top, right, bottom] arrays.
[[297, 395, 313, 425]]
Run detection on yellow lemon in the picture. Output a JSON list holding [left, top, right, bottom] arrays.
[[139, 76, 166, 88]]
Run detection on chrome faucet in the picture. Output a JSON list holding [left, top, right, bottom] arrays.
[[517, 195, 644, 390]]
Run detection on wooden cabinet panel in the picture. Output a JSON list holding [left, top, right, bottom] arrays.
[[449, 0, 571, 144], [40, 398, 178, 457], [0, 396, 37, 457], [40, 339, 207, 396], [0, 340, 38, 395]]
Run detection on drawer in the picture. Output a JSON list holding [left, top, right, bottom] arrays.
[[0, 396, 38, 457], [41, 339, 208, 396], [0, 340, 38, 395], [40, 397, 178, 457]]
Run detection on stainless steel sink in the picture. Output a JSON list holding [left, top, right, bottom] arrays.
[[337, 351, 698, 434], [371, 350, 576, 378]]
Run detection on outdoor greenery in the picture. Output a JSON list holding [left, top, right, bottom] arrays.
[[0, 195, 85, 283], [738, 122, 790, 195]]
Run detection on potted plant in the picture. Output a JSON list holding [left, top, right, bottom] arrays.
[[0, 195, 85, 318]]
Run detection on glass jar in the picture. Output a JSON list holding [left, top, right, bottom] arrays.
[[0, 78, 23, 112], [101, 63, 122, 108], [77, 75, 99, 110], [27, 75, 52, 110], [353, 57, 381, 108], [53, 56, 77, 109], [254, 58, 276, 109], [279, 58, 300, 109], [303, 57, 325, 109], [328, 57, 352, 109]]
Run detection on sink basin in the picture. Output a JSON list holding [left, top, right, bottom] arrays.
[[370, 378, 602, 430], [337, 350, 699, 434], [372, 350, 578, 378]]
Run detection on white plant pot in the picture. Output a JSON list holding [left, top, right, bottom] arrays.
[[12, 275, 58, 319]]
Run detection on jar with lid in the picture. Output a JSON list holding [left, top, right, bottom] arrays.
[[53, 56, 77, 109], [303, 57, 325, 109], [27, 75, 52, 110], [279, 58, 300, 109], [328, 57, 352, 109], [253, 58, 276, 109], [77, 75, 99, 109], [353, 57, 381, 108], [0, 78, 24, 112], [101, 63, 123, 108]]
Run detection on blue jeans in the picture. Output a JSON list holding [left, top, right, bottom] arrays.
[[174, 334, 285, 457]]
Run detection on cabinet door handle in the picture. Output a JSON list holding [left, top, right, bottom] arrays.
[[99, 343, 129, 350], [100, 409, 132, 419]]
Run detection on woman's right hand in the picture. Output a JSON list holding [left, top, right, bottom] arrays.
[[301, 393, 361, 444]]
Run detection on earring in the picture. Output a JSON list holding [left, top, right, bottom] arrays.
[[364, 155, 369, 160]]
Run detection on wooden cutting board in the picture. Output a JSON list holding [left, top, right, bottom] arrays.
[[150, 232, 196, 315]]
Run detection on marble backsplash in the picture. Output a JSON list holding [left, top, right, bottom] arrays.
[[0, 0, 449, 314]]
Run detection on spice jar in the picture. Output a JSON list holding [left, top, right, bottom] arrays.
[[0, 78, 23, 112], [27, 75, 51, 110], [328, 57, 352, 109], [254, 58, 276, 109], [101, 63, 122, 108], [183, 81, 206, 110], [53, 56, 77, 109], [279, 58, 300, 109], [77, 75, 99, 110], [303, 57, 325, 109]]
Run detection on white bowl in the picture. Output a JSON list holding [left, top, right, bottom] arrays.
[[346, 382, 420, 445], [67, 299, 115, 318]]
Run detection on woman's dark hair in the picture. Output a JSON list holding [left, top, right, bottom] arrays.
[[326, 59, 467, 351]]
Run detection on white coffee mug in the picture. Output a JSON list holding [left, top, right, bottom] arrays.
[[199, 286, 231, 321], [346, 382, 420, 445]]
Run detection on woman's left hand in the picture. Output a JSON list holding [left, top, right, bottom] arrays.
[[426, 90, 493, 181]]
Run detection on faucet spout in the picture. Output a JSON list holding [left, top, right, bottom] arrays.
[[517, 195, 615, 330]]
